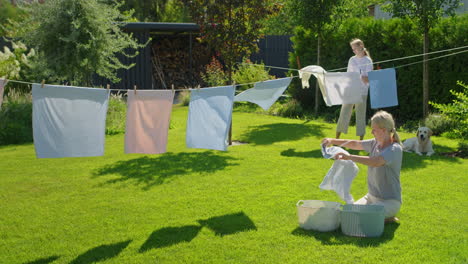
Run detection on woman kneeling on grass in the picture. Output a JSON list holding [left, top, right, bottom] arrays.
[[322, 110, 402, 223]]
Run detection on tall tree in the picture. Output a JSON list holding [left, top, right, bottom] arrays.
[[184, 0, 275, 82], [287, 0, 341, 115], [15, 0, 147, 86], [385, 0, 460, 117]]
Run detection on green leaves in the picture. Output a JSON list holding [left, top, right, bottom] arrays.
[[17, 0, 147, 86], [185, 0, 275, 78]]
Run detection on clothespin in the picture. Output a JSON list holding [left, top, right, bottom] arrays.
[[41, 79, 45, 88], [106, 84, 110, 90], [134, 84, 137, 95], [171, 84, 175, 93], [197, 85, 201, 90]]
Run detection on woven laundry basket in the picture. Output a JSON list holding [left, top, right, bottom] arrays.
[[296, 200, 341, 232], [340, 204, 385, 237]]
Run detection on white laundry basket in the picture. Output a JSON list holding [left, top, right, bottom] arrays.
[[296, 200, 342, 232]]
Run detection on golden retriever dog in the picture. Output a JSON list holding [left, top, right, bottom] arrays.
[[403, 127, 435, 156]]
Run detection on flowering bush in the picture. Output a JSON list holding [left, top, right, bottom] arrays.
[[0, 41, 34, 79], [201, 56, 228, 87]]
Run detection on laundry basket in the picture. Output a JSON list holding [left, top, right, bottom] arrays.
[[340, 204, 385, 237], [296, 200, 341, 232]]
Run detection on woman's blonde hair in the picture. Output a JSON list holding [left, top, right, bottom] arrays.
[[350, 38, 371, 60], [371, 110, 401, 144]]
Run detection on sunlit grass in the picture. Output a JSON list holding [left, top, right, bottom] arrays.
[[0, 105, 466, 264]]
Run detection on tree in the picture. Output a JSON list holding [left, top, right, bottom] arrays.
[[0, 0, 26, 36], [385, 0, 460, 118], [184, 0, 276, 82], [287, 0, 341, 115], [15, 0, 147, 86], [107, 0, 191, 22]]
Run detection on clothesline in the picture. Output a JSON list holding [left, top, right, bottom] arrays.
[[242, 45, 468, 73], [5, 76, 299, 92], [4, 45, 467, 91]]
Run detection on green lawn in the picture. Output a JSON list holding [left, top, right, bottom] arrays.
[[0, 105, 466, 264]]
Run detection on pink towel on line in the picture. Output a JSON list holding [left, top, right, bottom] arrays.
[[125, 90, 175, 154], [0, 78, 8, 109]]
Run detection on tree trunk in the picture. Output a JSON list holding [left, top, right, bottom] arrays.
[[423, 27, 430, 118], [314, 34, 321, 115]]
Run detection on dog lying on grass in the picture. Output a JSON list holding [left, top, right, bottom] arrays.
[[402, 127, 435, 156]]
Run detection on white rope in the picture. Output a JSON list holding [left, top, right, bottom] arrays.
[[4, 45, 466, 90], [242, 45, 468, 72]]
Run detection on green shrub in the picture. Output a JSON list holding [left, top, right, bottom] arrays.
[[269, 99, 303, 118], [232, 59, 274, 91], [0, 90, 33, 145], [423, 113, 454, 136], [430, 81, 468, 139], [178, 90, 191, 106], [106, 92, 127, 135]]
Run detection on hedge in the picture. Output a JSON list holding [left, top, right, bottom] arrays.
[[288, 14, 468, 123]]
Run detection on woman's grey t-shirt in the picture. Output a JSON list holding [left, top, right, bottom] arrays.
[[362, 139, 403, 203]]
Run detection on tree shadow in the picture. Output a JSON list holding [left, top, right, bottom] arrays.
[[69, 240, 132, 264], [239, 123, 326, 145], [280, 148, 323, 158], [139, 225, 202, 253], [23, 255, 60, 264], [291, 222, 400, 247], [93, 152, 239, 190], [402, 144, 463, 171], [197, 211, 257, 237]]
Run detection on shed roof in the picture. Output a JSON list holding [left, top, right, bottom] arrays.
[[122, 22, 200, 32]]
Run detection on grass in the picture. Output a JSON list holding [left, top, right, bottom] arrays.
[[0, 105, 466, 264]]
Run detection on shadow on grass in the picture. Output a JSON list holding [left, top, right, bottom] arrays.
[[291, 223, 400, 247], [69, 240, 131, 264], [402, 144, 463, 171], [239, 122, 326, 145], [139, 225, 202, 252], [93, 151, 239, 189], [23, 255, 60, 264], [198, 211, 257, 237], [281, 148, 323, 158]]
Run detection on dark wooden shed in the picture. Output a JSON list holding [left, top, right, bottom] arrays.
[[94, 22, 203, 90]]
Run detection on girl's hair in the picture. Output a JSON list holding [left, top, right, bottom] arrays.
[[371, 110, 401, 145], [350, 38, 372, 60]]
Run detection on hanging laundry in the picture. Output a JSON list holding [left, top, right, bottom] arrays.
[[299, 66, 363, 106], [186, 85, 235, 151], [368, 68, 399, 109], [323, 72, 365, 106], [234, 77, 292, 110], [125, 90, 174, 154], [299, 65, 332, 106], [32, 84, 109, 158], [0, 78, 7, 109], [298, 65, 326, 90], [320, 144, 358, 204]]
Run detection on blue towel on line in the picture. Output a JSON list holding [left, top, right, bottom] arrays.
[[234, 77, 292, 110], [32, 84, 110, 158], [368, 68, 399, 109], [186, 86, 235, 151]]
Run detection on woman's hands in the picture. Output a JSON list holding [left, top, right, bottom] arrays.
[[334, 152, 351, 160], [322, 138, 334, 147]]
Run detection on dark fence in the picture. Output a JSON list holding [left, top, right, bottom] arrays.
[[250, 35, 293, 77]]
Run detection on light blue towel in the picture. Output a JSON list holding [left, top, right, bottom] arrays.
[[368, 68, 398, 109], [32, 84, 110, 158], [186, 86, 235, 151], [234, 77, 292, 110]]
